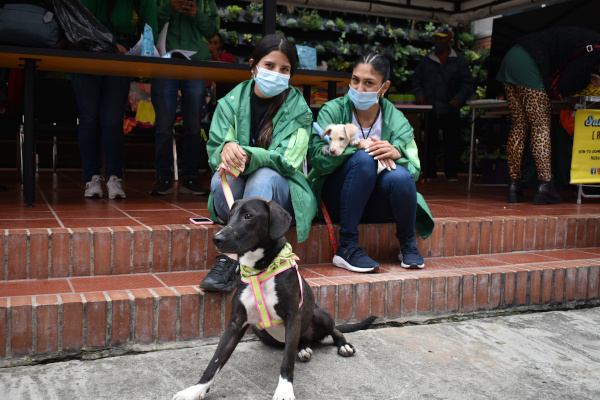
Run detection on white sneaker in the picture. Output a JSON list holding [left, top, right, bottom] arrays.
[[84, 175, 104, 198], [107, 175, 126, 199]]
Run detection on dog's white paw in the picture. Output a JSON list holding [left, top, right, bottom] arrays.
[[172, 384, 209, 400], [338, 343, 356, 357], [273, 376, 296, 400], [297, 347, 313, 362]]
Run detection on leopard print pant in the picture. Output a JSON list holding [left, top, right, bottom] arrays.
[[504, 83, 552, 181]]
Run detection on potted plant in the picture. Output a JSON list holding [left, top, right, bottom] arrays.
[[335, 17, 346, 31], [227, 5, 242, 20], [298, 9, 322, 31]]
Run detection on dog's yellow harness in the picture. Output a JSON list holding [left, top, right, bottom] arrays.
[[240, 243, 303, 330]]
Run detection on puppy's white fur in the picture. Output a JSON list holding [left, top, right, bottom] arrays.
[[239, 248, 265, 268], [172, 379, 213, 400], [322, 123, 387, 174], [273, 375, 296, 400]]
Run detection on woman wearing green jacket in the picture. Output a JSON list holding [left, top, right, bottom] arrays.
[[200, 34, 317, 292], [308, 53, 434, 272]]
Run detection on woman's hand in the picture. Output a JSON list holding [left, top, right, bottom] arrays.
[[116, 43, 128, 54], [365, 137, 401, 171], [220, 142, 248, 177]]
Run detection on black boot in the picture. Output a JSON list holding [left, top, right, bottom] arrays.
[[507, 178, 524, 203], [534, 178, 562, 205]]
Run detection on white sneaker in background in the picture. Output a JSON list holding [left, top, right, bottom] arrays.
[[107, 175, 126, 199], [84, 175, 104, 198]]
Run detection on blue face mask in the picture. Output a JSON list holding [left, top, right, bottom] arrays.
[[347, 84, 384, 110], [253, 66, 290, 97]]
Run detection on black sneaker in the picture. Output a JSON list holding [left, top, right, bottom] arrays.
[[399, 241, 425, 269], [180, 178, 209, 195], [199, 255, 241, 292], [149, 178, 173, 195], [332, 243, 379, 273]]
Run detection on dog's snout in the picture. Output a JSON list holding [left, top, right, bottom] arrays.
[[212, 234, 223, 247]]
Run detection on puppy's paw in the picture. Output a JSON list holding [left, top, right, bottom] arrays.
[[349, 137, 360, 147], [172, 384, 209, 400], [321, 145, 330, 156], [338, 343, 356, 357], [297, 347, 313, 362], [273, 376, 296, 400]]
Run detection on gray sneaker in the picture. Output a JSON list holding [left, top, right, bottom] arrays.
[[84, 175, 104, 198], [107, 175, 126, 199]]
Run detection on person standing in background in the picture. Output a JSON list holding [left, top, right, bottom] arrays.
[[497, 26, 600, 205], [149, 0, 219, 195], [72, 0, 158, 199], [413, 28, 474, 183]]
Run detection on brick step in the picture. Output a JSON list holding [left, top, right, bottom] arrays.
[[2, 214, 599, 281], [1, 248, 600, 361]]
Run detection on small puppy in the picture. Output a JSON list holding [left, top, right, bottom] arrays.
[[321, 123, 386, 174], [321, 123, 360, 156]]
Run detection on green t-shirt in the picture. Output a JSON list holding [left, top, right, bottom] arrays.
[[496, 44, 545, 91], [81, 0, 158, 44]]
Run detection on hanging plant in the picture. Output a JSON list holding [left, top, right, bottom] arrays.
[[348, 22, 359, 33], [315, 44, 325, 54], [374, 24, 385, 35], [324, 19, 335, 30]]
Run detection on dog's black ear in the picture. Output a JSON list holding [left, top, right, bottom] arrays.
[[267, 201, 292, 239]]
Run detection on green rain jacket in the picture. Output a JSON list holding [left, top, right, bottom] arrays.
[[156, 0, 218, 61], [308, 95, 435, 239], [207, 80, 317, 243]]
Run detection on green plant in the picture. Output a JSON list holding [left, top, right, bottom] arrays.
[[325, 19, 335, 30], [287, 36, 295, 44], [254, 34, 263, 43], [243, 34, 253, 44], [217, 8, 228, 21], [227, 30, 238, 46], [348, 22, 359, 33], [327, 57, 350, 72], [298, 9, 322, 31], [323, 41, 335, 52], [335, 17, 346, 31], [458, 32, 475, 47], [315, 44, 325, 54], [374, 24, 385, 35], [285, 18, 298, 28], [227, 5, 242, 19]]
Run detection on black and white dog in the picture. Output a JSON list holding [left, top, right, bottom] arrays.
[[172, 197, 376, 400]]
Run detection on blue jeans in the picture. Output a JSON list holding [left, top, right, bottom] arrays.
[[321, 150, 418, 246], [151, 78, 206, 180], [70, 73, 130, 181], [210, 167, 293, 222]]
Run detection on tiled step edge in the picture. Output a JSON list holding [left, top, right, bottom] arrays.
[[1, 262, 599, 362], [2, 215, 599, 281]]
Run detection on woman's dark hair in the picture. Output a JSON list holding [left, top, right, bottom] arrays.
[[354, 52, 394, 83], [249, 34, 298, 149]]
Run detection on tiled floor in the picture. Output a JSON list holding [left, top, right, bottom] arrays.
[[1, 170, 599, 230], [1, 247, 599, 299]]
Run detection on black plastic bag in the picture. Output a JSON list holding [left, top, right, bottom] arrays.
[[51, 0, 118, 53]]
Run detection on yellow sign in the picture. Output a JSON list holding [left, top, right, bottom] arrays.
[[570, 109, 600, 184]]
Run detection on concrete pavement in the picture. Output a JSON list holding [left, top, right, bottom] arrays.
[[1, 307, 600, 400]]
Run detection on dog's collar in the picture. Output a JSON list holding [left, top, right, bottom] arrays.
[[240, 243, 303, 330]]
